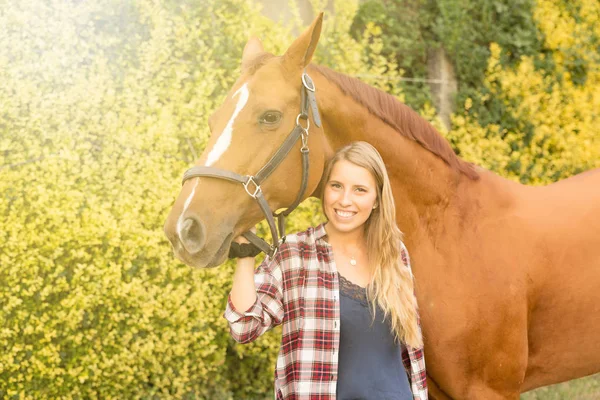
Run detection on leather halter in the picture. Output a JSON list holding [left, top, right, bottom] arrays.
[[181, 72, 321, 258]]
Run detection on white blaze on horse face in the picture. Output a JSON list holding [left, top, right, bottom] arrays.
[[175, 84, 249, 245], [205, 83, 250, 167], [176, 178, 199, 241]]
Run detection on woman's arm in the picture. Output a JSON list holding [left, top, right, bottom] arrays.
[[224, 234, 285, 344], [229, 253, 258, 313]]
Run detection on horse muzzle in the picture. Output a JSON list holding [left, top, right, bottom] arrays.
[[165, 218, 234, 268]]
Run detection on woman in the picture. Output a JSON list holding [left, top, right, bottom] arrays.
[[224, 142, 427, 400]]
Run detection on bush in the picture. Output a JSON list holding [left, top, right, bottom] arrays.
[[0, 0, 400, 398]]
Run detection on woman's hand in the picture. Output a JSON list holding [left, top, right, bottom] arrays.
[[233, 226, 255, 244], [230, 226, 259, 259]]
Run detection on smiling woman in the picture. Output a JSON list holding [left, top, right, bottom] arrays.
[[225, 141, 427, 400], [323, 159, 379, 238]]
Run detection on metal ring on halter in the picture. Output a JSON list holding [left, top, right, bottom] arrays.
[[243, 176, 261, 199], [295, 113, 310, 131], [302, 73, 316, 92]]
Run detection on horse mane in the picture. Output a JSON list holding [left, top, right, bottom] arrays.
[[244, 54, 478, 179], [310, 64, 479, 180]]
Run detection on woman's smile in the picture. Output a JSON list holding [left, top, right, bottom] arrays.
[[334, 209, 358, 219]]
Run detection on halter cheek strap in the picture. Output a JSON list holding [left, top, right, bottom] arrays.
[[181, 72, 321, 258]]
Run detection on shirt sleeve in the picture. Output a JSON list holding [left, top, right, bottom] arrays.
[[400, 241, 428, 399], [405, 343, 428, 399], [223, 253, 285, 344]]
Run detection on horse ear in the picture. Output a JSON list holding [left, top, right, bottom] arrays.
[[241, 37, 265, 71], [283, 12, 323, 70]]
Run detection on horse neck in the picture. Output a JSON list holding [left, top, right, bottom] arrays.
[[310, 68, 473, 238]]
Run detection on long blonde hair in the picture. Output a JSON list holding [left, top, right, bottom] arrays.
[[321, 141, 423, 348]]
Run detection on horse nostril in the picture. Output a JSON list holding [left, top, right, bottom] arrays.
[[179, 217, 206, 254]]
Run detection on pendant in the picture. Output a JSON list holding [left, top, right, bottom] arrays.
[[350, 257, 357, 266]]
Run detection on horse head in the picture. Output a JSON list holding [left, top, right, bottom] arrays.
[[164, 14, 327, 268]]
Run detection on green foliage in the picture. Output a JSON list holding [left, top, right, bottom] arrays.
[[0, 0, 281, 398], [448, 0, 600, 185], [352, 0, 542, 133], [0, 0, 390, 398], [352, 0, 542, 113], [350, 0, 435, 109]]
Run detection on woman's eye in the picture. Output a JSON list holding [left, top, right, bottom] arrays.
[[331, 183, 341, 189], [260, 111, 282, 124], [355, 187, 366, 193]]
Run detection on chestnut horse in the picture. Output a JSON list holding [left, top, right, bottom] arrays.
[[164, 13, 600, 399]]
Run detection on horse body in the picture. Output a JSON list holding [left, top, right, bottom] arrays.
[[311, 63, 600, 397], [164, 14, 600, 399], [522, 172, 600, 390]]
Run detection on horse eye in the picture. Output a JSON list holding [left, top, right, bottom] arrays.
[[260, 111, 282, 125]]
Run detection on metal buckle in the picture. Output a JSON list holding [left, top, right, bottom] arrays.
[[243, 176, 261, 198], [302, 73, 315, 92], [268, 245, 278, 259], [301, 132, 309, 151], [268, 236, 286, 259]]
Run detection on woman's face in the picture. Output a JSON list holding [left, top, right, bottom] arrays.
[[323, 160, 378, 235]]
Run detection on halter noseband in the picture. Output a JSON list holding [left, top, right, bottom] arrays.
[[181, 72, 321, 258]]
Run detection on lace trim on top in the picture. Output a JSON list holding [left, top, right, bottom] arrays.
[[338, 272, 369, 307]]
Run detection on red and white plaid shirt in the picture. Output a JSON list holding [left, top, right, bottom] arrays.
[[224, 223, 427, 399]]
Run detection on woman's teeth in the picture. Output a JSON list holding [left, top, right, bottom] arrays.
[[335, 209, 356, 218]]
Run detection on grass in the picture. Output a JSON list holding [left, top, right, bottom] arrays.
[[521, 374, 600, 400]]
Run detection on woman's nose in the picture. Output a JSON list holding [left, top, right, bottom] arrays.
[[339, 190, 352, 206]]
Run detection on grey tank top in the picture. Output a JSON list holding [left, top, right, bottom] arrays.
[[336, 273, 413, 400]]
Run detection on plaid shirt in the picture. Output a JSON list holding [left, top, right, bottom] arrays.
[[224, 223, 427, 400]]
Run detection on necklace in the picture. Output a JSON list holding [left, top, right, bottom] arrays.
[[350, 256, 357, 266]]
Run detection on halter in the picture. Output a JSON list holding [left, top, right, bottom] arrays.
[[181, 72, 321, 258]]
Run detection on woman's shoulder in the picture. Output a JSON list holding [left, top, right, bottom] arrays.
[[264, 224, 326, 273], [280, 223, 326, 250], [269, 223, 326, 265]]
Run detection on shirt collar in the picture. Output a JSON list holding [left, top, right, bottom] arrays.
[[314, 222, 328, 241]]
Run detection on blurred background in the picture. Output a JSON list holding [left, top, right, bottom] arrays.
[[1, 0, 598, 398]]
